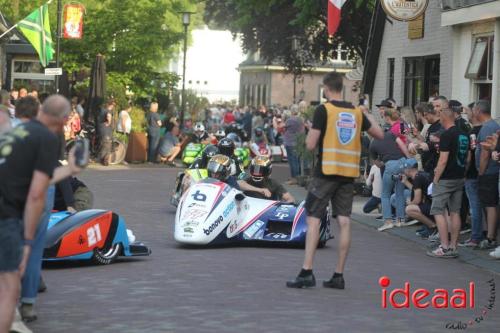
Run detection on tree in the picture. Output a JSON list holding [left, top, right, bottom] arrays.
[[204, 0, 375, 72], [0, 0, 202, 99]]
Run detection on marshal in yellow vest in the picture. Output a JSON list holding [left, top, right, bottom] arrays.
[[321, 103, 362, 178]]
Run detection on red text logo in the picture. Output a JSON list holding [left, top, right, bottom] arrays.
[[379, 276, 475, 309]]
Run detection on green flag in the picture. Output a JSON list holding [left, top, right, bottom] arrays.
[[17, 4, 54, 67]]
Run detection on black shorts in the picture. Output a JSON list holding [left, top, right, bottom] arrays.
[[418, 202, 433, 220], [478, 174, 499, 207], [305, 177, 354, 218], [0, 218, 23, 272]]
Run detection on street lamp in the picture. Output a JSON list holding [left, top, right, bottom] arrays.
[[291, 36, 300, 104], [180, 11, 194, 129]]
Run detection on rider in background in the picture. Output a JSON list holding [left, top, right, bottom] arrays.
[[244, 156, 295, 203], [190, 122, 212, 144], [207, 155, 271, 198], [190, 145, 219, 170], [214, 129, 226, 143], [218, 138, 245, 178], [250, 127, 271, 158]]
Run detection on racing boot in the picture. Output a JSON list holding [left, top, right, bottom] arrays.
[[323, 273, 345, 289], [20, 303, 37, 322], [286, 270, 316, 288]]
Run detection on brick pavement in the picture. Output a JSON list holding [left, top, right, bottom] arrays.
[[29, 167, 499, 333]]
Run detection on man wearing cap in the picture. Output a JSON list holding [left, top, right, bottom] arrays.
[[376, 99, 394, 130], [403, 159, 436, 238]]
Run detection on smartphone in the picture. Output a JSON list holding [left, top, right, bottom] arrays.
[[74, 138, 90, 168]]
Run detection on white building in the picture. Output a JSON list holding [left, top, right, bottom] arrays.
[[442, 0, 500, 120], [170, 27, 246, 103]]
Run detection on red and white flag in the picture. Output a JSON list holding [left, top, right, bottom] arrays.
[[328, 0, 347, 36]]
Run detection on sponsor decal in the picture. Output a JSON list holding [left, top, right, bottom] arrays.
[[203, 216, 223, 235], [223, 201, 236, 218], [191, 190, 207, 202], [184, 227, 194, 234], [182, 209, 208, 221], [274, 212, 289, 220], [337, 112, 357, 145], [381, 0, 428, 22]]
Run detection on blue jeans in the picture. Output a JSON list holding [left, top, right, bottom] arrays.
[[285, 145, 300, 178], [391, 189, 411, 210], [363, 196, 381, 214], [382, 158, 407, 220], [21, 185, 55, 304], [465, 179, 483, 242], [148, 131, 160, 162]]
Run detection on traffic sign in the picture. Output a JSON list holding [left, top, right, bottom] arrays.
[[45, 68, 63, 76]]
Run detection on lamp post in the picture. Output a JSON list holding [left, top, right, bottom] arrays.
[[291, 36, 300, 104], [180, 12, 192, 129], [55, 0, 62, 92]]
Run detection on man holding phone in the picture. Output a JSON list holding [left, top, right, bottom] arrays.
[[0, 95, 84, 331]]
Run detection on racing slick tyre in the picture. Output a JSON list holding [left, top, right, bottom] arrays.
[[92, 243, 122, 265]]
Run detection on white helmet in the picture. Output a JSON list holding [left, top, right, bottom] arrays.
[[194, 122, 205, 132]]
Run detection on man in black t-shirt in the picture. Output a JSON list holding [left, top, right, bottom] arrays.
[[417, 107, 442, 176], [403, 159, 436, 238], [427, 109, 469, 259], [0, 95, 82, 332], [286, 72, 383, 290], [98, 101, 114, 166]]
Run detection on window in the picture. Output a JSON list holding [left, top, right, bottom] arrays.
[[256, 85, 261, 106], [387, 58, 395, 99], [403, 56, 440, 107], [262, 85, 267, 105], [466, 35, 494, 102], [11, 59, 55, 93], [465, 36, 494, 80]]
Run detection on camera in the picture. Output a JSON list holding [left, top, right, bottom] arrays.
[[74, 138, 89, 168], [391, 174, 403, 181]]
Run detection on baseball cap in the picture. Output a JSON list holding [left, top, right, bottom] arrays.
[[376, 99, 393, 108], [449, 100, 463, 113], [404, 158, 418, 169]]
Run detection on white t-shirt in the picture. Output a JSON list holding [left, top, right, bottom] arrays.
[[117, 110, 132, 134], [366, 164, 382, 198]]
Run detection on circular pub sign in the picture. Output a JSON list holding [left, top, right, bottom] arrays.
[[381, 0, 429, 21]]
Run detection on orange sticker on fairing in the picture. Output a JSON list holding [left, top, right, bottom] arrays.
[[57, 212, 112, 257]]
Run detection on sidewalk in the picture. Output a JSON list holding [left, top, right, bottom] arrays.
[[284, 184, 500, 276]]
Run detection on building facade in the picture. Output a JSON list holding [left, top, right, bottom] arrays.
[[442, 0, 500, 119], [239, 49, 358, 107], [371, 0, 453, 110]]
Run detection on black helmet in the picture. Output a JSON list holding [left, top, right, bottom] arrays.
[[254, 127, 264, 137], [201, 144, 219, 165], [250, 155, 272, 182], [218, 137, 235, 157], [207, 154, 231, 181], [215, 129, 226, 140]]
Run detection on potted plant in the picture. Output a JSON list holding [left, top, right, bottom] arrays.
[[125, 106, 148, 163]]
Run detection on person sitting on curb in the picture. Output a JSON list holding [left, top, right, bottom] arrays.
[[243, 156, 295, 203], [402, 158, 437, 238]]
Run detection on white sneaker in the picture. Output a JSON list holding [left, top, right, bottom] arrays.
[[378, 223, 394, 232], [10, 309, 33, 333], [402, 219, 419, 227], [489, 246, 500, 259]]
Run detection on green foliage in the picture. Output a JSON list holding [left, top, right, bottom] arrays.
[[130, 106, 147, 133], [0, 0, 200, 97], [204, 0, 376, 73], [172, 89, 209, 121]]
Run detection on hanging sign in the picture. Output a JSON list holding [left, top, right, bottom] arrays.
[[381, 0, 429, 22], [63, 4, 85, 39]]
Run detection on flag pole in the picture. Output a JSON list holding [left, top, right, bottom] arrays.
[[0, 24, 18, 40], [55, 0, 62, 92]]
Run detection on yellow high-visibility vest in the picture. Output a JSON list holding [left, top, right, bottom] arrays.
[[321, 102, 362, 178]]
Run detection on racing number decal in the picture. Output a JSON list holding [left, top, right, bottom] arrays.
[[87, 224, 102, 247]]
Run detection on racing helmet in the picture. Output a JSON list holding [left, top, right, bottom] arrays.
[[215, 129, 226, 140], [201, 144, 220, 165], [207, 154, 231, 181], [217, 138, 235, 157], [194, 122, 206, 138], [226, 132, 242, 148], [250, 155, 272, 182]]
